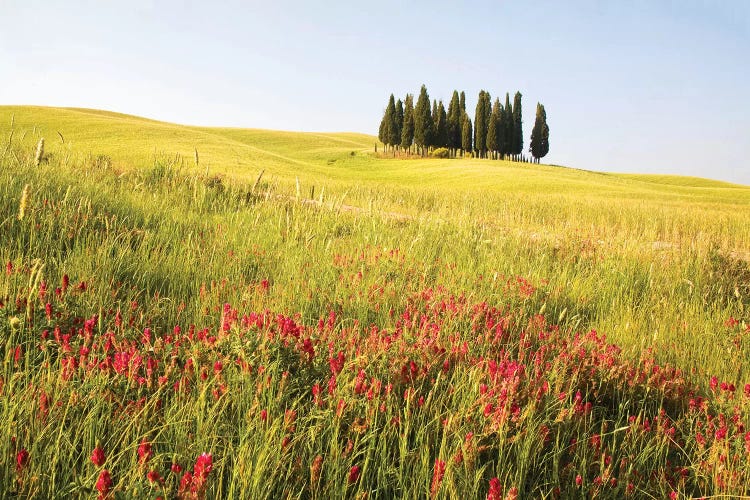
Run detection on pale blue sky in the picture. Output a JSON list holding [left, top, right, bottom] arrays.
[[1, 1, 748, 184]]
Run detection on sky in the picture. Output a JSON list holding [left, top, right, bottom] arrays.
[[1, 0, 749, 184]]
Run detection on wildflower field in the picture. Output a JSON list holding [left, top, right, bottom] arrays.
[[1, 107, 750, 498]]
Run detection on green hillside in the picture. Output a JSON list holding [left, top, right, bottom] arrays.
[[2, 105, 748, 242], [2, 105, 746, 199], [2, 105, 750, 497]]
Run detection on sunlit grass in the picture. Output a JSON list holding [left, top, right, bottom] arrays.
[[1, 106, 749, 497]]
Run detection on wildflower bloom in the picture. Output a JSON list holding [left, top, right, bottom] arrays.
[[710, 376, 719, 392], [310, 454, 323, 485], [179, 472, 193, 495], [147, 470, 163, 484], [16, 448, 29, 472], [348, 465, 360, 484], [487, 477, 503, 500], [137, 439, 153, 464], [193, 453, 213, 481], [96, 469, 112, 499], [91, 446, 106, 467], [430, 459, 446, 497]]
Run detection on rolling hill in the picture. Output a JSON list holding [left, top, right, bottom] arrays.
[[2, 104, 750, 497]]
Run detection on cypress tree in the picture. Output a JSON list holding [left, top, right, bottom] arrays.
[[530, 102, 550, 162], [385, 94, 399, 149], [539, 104, 550, 161], [414, 85, 433, 155], [378, 95, 389, 149], [461, 112, 472, 157], [474, 90, 491, 158], [504, 93, 514, 160], [435, 100, 449, 148], [459, 91, 466, 114], [487, 98, 501, 159], [395, 99, 404, 149], [530, 103, 540, 160], [497, 101, 507, 159], [447, 90, 462, 154], [474, 91, 486, 158], [512, 91, 523, 158], [401, 94, 414, 152], [432, 99, 438, 149]]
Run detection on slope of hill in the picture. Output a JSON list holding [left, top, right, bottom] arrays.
[[2, 105, 750, 497], [2, 106, 746, 200]]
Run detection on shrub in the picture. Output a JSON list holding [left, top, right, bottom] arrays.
[[431, 147, 450, 159]]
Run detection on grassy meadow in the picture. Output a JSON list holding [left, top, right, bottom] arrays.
[[1, 105, 750, 498]]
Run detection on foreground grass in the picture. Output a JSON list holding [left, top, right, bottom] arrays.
[[1, 112, 749, 497]]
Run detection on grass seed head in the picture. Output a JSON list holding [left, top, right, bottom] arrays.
[[35, 138, 44, 166], [18, 184, 30, 220]]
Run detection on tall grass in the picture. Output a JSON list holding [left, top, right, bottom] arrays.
[[1, 126, 749, 497]]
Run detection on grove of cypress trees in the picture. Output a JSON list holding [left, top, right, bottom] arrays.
[[461, 112, 472, 157], [379, 86, 540, 161], [401, 94, 414, 152], [512, 91, 523, 159], [414, 85, 433, 156]]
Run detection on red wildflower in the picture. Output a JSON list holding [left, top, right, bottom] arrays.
[[487, 477, 503, 500], [179, 471, 193, 494], [96, 469, 112, 499], [715, 426, 728, 440], [430, 459, 446, 497], [575, 475, 583, 487], [310, 454, 323, 485], [171, 463, 183, 474], [16, 448, 29, 472], [348, 465, 360, 484], [710, 376, 718, 392], [312, 383, 323, 406], [137, 439, 153, 464], [147, 470, 163, 484], [91, 446, 106, 467], [336, 399, 346, 417], [505, 487, 518, 500], [193, 453, 213, 480]]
